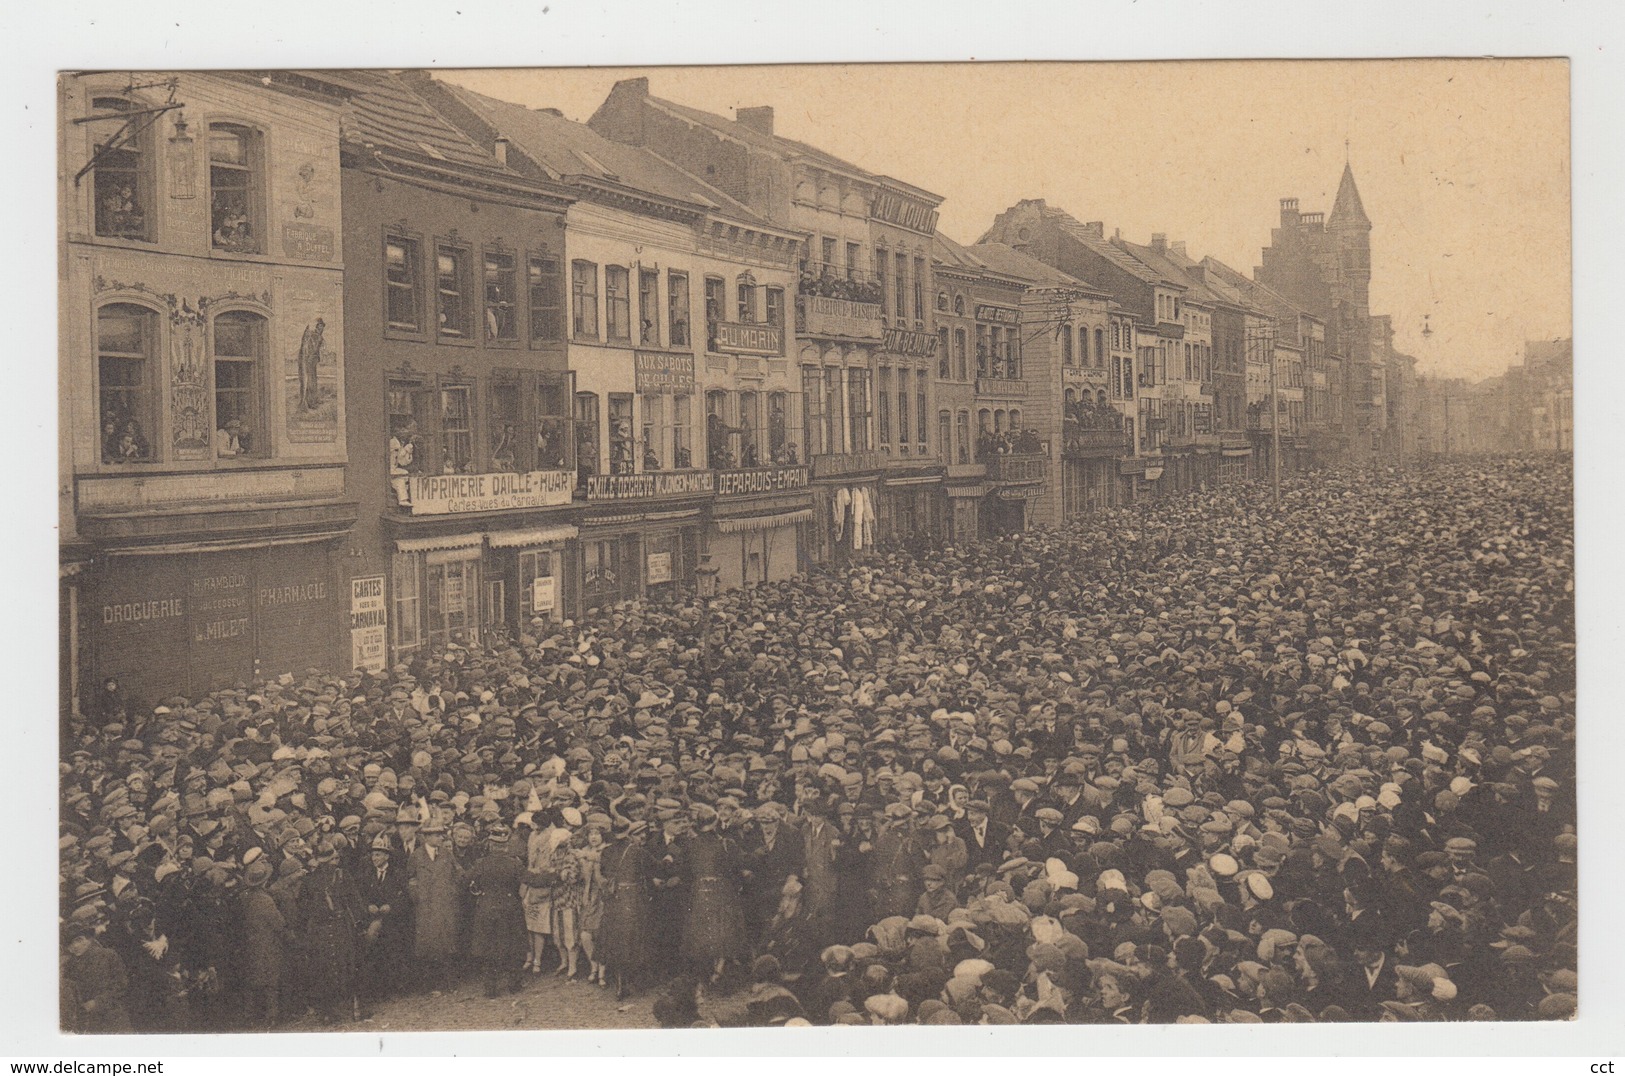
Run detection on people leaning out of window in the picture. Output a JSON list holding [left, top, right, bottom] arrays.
[[215, 418, 251, 458]]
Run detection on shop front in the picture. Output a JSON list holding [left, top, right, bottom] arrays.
[[709, 464, 813, 588], [879, 472, 946, 548], [576, 469, 714, 610], [384, 467, 579, 662], [86, 538, 344, 706]]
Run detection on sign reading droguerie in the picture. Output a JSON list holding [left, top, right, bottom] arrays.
[[714, 322, 784, 356], [408, 470, 574, 516], [349, 575, 387, 674], [634, 351, 696, 393]]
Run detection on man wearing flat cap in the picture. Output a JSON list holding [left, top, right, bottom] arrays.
[[357, 832, 411, 1005]]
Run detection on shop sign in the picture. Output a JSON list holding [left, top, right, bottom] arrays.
[[531, 575, 557, 613], [634, 351, 696, 393], [586, 469, 716, 502], [408, 469, 575, 516], [884, 327, 940, 358], [714, 322, 783, 356], [975, 305, 1019, 324], [715, 465, 809, 496], [646, 551, 673, 585], [870, 190, 939, 234], [190, 571, 252, 646], [282, 222, 335, 261], [349, 575, 387, 674]]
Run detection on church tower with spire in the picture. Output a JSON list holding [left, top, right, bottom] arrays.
[[1255, 160, 1381, 462]]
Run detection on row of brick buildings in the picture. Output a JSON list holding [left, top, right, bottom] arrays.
[[57, 70, 1422, 710], [1413, 339, 1572, 457]]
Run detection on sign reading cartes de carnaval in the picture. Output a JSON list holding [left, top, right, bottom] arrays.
[[408, 470, 575, 515], [634, 351, 696, 393], [349, 575, 387, 674]]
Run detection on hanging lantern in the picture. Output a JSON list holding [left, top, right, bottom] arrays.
[[167, 113, 196, 199]]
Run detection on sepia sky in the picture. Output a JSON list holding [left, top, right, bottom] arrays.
[[445, 60, 1570, 383]]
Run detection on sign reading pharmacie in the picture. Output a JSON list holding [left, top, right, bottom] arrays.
[[634, 351, 696, 394], [714, 321, 784, 356], [408, 469, 575, 516], [586, 469, 716, 501]]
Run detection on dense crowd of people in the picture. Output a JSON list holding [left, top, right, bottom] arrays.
[[60, 458, 1576, 1031]]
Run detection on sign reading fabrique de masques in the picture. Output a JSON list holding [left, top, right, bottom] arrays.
[[409, 470, 575, 515]]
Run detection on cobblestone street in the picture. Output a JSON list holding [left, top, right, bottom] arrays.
[[284, 973, 660, 1033]]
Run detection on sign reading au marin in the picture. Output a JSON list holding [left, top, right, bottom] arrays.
[[408, 470, 574, 516], [714, 322, 784, 356], [634, 351, 696, 393]]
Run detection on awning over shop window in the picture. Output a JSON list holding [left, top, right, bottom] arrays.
[[716, 508, 814, 535], [485, 524, 579, 549], [395, 533, 484, 555], [108, 529, 350, 557]]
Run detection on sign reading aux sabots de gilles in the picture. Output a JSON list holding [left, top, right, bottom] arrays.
[[408, 469, 575, 516]]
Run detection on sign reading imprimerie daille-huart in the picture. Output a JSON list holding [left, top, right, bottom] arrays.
[[408, 470, 574, 515]]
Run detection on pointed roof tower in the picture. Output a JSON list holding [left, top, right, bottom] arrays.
[[1329, 162, 1370, 229]]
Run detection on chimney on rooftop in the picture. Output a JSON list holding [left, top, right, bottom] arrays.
[[1171, 240, 1186, 258], [1280, 197, 1300, 227], [1151, 233, 1167, 253], [737, 106, 774, 136], [1084, 221, 1104, 238], [493, 136, 509, 167]]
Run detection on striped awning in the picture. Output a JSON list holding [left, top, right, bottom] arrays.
[[716, 508, 814, 535], [485, 524, 579, 549], [395, 532, 484, 554], [108, 529, 349, 557]]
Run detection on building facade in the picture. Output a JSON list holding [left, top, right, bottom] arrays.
[[337, 71, 580, 668], [60, 71, 356, 713], [418, 75, 811, 599], [588, 78, 946, 560], [1254, 166, 1389, 464]]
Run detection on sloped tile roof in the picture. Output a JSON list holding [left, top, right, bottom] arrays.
[[336, 69, 501, 170], [431, 79, 771, 224]]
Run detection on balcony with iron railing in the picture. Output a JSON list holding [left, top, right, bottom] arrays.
[[796, 294, 885, 341], [810, 448, 889, 479], [1062, 425, 1131, 459], [984, 452, 1047, 485]]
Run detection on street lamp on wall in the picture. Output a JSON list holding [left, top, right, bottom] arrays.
[[167, 113, 196, 200]]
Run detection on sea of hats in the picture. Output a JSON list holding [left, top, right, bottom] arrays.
[[60, 456, 1576, 1028]]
